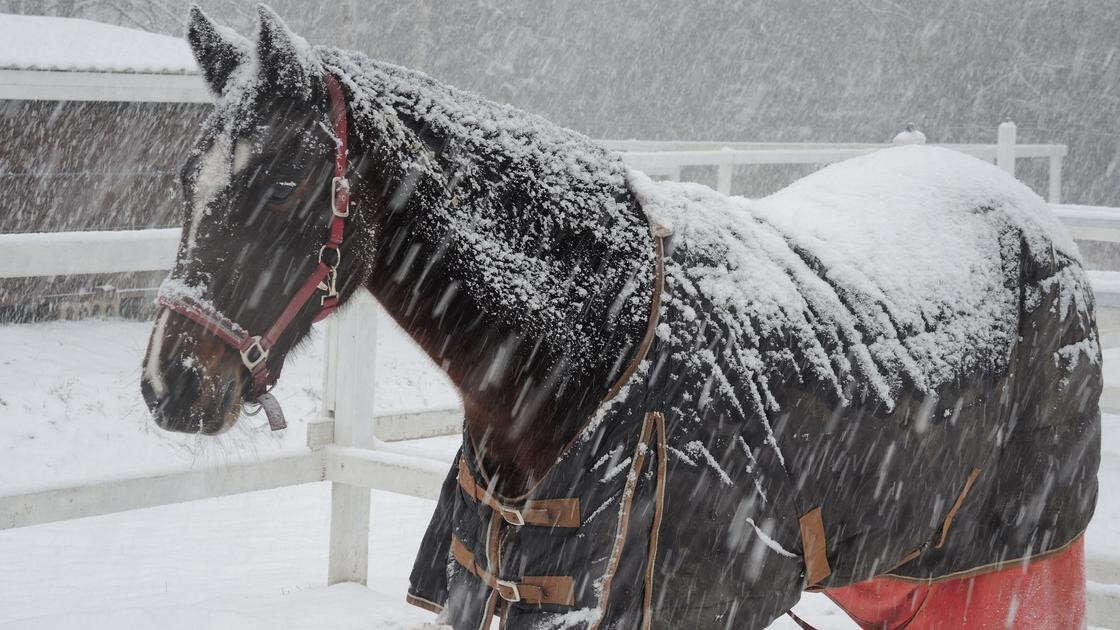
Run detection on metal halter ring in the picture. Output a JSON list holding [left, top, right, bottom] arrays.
[[239, 336, 270, 371], [331, 176, 350, 217], [319, 244, 341, 270]]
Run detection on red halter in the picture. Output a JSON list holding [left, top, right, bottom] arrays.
[[157, 74, 351, 431]]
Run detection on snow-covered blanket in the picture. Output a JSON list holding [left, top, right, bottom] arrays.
[[413, 146, 1102, 628], [634, 145, 1086, 414]]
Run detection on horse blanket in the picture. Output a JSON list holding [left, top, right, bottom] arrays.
[[408, 146, 1101, 629]]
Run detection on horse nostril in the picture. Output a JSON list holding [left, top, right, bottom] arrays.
[[168, 367, 202, 408], [221, 380, 238, 410]]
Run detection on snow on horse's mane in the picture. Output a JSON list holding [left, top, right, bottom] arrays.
[[199, 45, 652, 376], [314, 47, 655, 368], [313, 46, 637, 230]]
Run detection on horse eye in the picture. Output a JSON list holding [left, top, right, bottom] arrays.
[[269, 181, 297, 201]]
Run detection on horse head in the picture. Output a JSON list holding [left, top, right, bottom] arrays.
[[141, 5, 370, 434]]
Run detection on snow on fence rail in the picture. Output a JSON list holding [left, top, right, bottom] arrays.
[[603, 122, 1066, 203], [1, 142, 1117, 624]]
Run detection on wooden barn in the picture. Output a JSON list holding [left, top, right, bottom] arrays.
[[0, 14, 209, 321]]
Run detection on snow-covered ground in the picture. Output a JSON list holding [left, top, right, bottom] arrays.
[[0, 316, 1117, 628], [0, 314, 459, 493]]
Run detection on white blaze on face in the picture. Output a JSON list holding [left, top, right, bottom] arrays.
[[144, 309, 171, 397], [185, 136, 233, 255]]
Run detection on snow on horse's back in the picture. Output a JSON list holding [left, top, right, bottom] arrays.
[[631, 144, 1095, 410]]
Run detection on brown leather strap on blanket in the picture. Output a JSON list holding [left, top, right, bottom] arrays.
[[602, 230, 667, 402], [451, 534, 575, 605], [936, 467, 981, 549], [885, 467, 985, 575], [800, 506, 832, 587], [787, 508, 828, 628], [457, 457, 581, 528]]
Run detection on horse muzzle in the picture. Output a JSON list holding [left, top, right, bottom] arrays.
[[140, 309, 248, 435], [141, 364, 244, 435]]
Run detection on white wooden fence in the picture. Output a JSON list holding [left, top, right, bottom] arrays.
[[1, 137, 1117, 623], [0, 227, 457, 585], [604, 122, 1066, 202]]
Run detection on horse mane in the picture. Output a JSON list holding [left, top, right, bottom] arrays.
[[313, 46, 657, 376]]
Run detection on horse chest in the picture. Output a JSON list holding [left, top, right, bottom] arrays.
[[411, 407, 671, 629]]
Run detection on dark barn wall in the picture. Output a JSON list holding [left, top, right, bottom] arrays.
[[0, 99, 206, 232], [0, 100, 206, 320]]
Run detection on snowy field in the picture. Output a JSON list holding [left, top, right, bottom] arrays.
[[1, 315, 1118, 628]]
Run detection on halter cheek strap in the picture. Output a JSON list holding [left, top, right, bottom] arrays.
[[157, 73, 351, 432]]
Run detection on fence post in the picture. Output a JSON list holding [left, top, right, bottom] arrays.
[[997, 121, 1017, 176], [326, 290, 379, 585], [321, 318, 339, 420], [716, 161, 733, 195], [1048, 150, 1064, 204]]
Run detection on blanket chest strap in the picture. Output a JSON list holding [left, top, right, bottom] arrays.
[[457, 457, 582, 528], [451, 534, 575, 606]]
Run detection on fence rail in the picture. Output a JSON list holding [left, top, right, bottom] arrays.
[[604, 122, 1066, 202], [0, 227, 179, 278], [0, 137, 1113, 624]]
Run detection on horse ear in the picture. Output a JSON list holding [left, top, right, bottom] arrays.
[[255, 4, 315, 97], [186, 4, 251, 96]]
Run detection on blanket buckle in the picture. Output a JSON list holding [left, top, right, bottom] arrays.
[[499, 504, 526, 526], [496, 579, 521, 602]]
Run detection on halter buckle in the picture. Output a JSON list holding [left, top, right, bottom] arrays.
[[496, 579, 521, 603], [498, 505, 525, 527], [331, 176, 350, 217], [239, 336, 270, 371]]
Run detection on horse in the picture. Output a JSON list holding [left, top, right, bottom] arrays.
[[141, 6, 1101, 629]]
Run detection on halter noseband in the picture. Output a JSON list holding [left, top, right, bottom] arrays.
[[156, 73, 351, 432]]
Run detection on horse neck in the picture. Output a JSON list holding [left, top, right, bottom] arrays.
[[357, 154, 653, 495]]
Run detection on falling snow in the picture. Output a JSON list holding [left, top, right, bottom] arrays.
[[1, 2, 1118, 629]]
